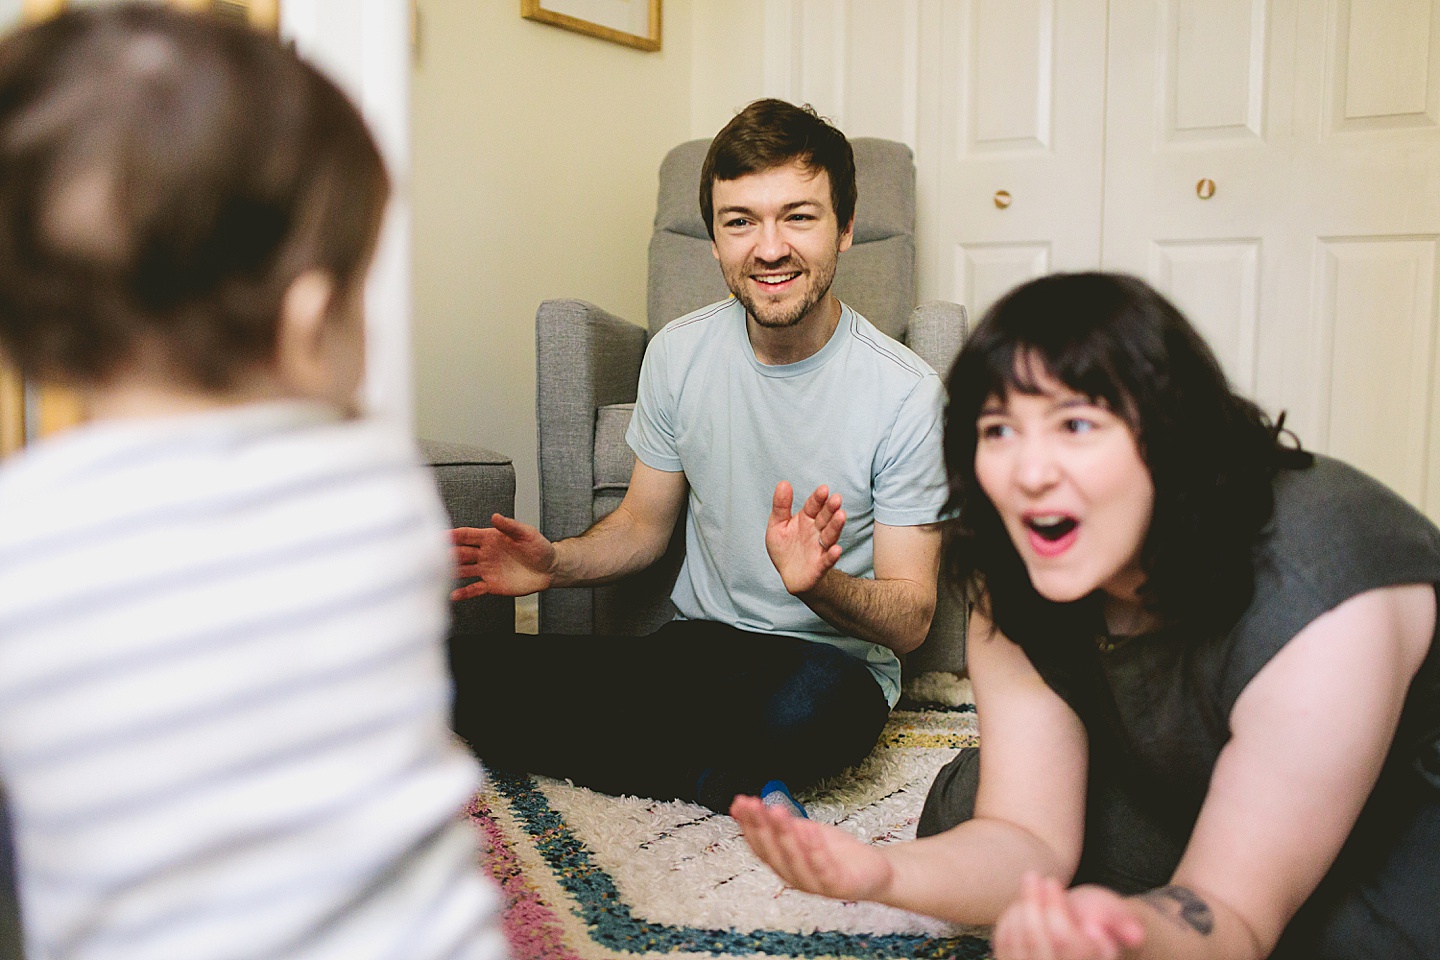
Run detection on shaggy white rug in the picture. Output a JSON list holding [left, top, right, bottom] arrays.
[[471, 673, 992, 960]]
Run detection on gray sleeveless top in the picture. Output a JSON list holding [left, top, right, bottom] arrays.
[[1014, 456, 1440, 953]]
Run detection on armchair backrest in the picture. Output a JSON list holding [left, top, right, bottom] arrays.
[[646, 137, 918, 340]]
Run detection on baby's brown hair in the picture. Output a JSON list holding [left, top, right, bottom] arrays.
[[0, 3, 389, 391]]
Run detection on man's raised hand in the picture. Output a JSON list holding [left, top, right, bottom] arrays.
[[450, 515, 557, 601], [765, 481, 846, 595]]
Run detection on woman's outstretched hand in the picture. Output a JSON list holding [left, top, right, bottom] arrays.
[[992, 873, 1146, 960], [730, 795, 894, 903]]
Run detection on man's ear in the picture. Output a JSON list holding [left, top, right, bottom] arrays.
[[838, 217, 855, 254], [275, 269, 336, 397], [712, 239, 720, 261]]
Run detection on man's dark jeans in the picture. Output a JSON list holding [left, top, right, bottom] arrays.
[[449, 619, 891, 812]]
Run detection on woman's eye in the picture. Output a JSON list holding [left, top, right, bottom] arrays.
[[978, 422, 1011, 440], [1063, 418, 1096, 434]]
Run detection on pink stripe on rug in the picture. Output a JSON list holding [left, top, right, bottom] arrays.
[[471, 796, 582, 960]]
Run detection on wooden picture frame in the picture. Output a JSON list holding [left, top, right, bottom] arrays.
[[521, 0, 661, 52]]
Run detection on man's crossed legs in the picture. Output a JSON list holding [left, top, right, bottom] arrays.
[[449, 620, 890, 812]]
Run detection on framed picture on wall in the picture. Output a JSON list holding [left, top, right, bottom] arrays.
[[521, 0, 660, 52]]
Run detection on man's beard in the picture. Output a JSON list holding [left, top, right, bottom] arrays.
[[727, 255, 838, 329]]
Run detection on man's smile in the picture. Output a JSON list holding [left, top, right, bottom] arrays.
[[753, 271, 801, 286]]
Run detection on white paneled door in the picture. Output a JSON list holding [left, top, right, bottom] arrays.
[[1103, 0, 1440, 520], [1100, 0, 1288, 404], [762, 0, 1108, 309], [927, 0, 1108, 315], [763, 0, 1440, 522]]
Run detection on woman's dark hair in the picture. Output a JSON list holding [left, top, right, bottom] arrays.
[[0, 3, 389, 390], [699, 98, 856, 241], [943, 272, 1311, 637]]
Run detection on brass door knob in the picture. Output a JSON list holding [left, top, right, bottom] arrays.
[[1196, 178, 1216, 200], [993, 190, 1012, 209]]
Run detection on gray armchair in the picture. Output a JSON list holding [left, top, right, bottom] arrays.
[[536, 137, 970, 674]]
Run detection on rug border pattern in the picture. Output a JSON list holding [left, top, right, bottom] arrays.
[[473, 703, 991, 960]]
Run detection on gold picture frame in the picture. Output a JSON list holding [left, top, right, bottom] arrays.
[[521, 0, 661, 52]]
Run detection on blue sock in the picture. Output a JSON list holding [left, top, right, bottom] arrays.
[[760, 779, 807, 819]]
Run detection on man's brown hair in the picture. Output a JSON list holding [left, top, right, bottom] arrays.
[[0, 3, 389, 390], [699, 99, 856, 241]]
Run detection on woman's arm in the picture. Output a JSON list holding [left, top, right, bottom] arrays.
[[733, 603, 1091, 925], [991, 582, 1436, 960]]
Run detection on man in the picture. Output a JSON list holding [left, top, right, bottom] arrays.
[[450, 99, 947, 816]]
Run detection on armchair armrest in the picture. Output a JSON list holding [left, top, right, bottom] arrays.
[[905, 300, 968, 376], [899, 301, 969, 679], [420, 438, 516, 638], [535, 298, 648, 633]]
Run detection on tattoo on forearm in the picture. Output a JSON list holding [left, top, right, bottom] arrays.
[[1141, 885, 1214, 936]]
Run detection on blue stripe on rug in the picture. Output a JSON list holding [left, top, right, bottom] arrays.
[[491, 770, 992, 959]]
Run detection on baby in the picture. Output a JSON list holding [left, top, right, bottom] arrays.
[[0, 6, 508, 959]]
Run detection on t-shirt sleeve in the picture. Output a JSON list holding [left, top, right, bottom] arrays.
[[625, 332, 684, 473], [871, 372, 950, 527]]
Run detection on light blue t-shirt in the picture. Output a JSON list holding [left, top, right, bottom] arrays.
[[625, 297, 949, 706]]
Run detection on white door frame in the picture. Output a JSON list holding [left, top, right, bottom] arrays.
[[283, 0, 414, 429]]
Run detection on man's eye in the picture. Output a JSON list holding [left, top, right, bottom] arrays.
[[724, 218, 750, 229], [787, 213, 815, 222]]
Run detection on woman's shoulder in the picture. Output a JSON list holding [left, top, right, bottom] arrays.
[[1264, 455, 1440, 577], [1217, 455, 1440, 707]]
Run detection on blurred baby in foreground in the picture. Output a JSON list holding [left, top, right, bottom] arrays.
[[0, 5, 508, 959]]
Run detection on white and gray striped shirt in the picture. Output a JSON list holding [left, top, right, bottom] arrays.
[[0, 402, 507, 960]]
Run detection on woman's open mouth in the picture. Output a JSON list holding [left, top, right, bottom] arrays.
[[1024, 514, 1079, 557]]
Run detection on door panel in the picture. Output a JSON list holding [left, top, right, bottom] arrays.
[[1313, 236, 1439, 512], [954, 242, 1051, 319], [1167, 0, 1269, 139], [1150, 239, 1263, 393], [967, 0, 1054, 152], [1328, 0, 1439, 130]]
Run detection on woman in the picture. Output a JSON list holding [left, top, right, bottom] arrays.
[[731, 273, 1440, 960]]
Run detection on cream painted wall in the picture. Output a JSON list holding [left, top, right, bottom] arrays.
[[412, 0, 701, 526], [687, 0, 766, 138]]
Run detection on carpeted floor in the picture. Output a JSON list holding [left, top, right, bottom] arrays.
[[469, 673, 992, 960]]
